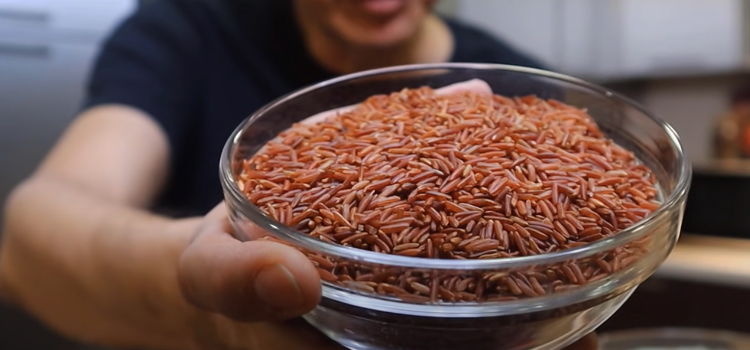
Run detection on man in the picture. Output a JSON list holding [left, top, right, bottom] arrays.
[[0, 1, 595, 349]]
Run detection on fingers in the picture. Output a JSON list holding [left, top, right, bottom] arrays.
[[249, 319, 346, 350], [0, 270, 18, 306], [178, 203, 322, 322], [301, 79, 493, 126], [564, 333, 598, 350], [434, 79, 493, 97]]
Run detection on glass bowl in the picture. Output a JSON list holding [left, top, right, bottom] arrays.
[[220, 63, 691, 350]]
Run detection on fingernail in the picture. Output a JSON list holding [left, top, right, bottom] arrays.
[[254, 264, 303, 310]]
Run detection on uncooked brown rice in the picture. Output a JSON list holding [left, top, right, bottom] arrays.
[[237, 86, 660, 303]]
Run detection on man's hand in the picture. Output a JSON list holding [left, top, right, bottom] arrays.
[[178, 203, 344, 350], [177, 203, 597, 350], [179, 204, 320, 322]]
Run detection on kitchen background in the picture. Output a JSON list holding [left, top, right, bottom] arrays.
[[2, 0, 750, 349]]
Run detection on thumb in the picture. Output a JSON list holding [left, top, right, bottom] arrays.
[[177, 203, 322, 322]]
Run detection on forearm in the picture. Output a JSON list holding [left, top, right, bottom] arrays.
[[0, 176, 203, 349]]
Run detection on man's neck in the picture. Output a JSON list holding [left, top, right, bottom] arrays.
[[295, 13, 454, 75]]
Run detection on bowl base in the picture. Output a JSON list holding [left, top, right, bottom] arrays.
[[304, 289, 634, 350]]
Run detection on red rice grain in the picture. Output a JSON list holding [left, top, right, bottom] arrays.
[[238, 86, 660, 302]]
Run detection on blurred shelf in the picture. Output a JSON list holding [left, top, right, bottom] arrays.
[[656, 234, 750, 289], [692, 159, 750, 177]]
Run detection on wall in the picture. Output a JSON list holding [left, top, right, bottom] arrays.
[[445, 0, 748, 80], [0, 0, 135, 215], [434, 0, 458, 16], [438, 0, 742, 165], [439, 0, 558, 69]]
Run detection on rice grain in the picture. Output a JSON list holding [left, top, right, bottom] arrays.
[[238, 86, 660, 303]]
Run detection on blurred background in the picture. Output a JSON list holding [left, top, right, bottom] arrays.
[[2, 0, 750, 349]]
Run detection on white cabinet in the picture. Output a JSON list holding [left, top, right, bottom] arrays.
[[0, 0, 135, 35], [0, 36, 96, 144], [452, 0, 559, 69], [452, 0, 608, 75], [557, 0, 598, 76], [615, 0, 743, 78], [0, 38, 96, 191], [452, 0, 748, 80], [0, 0, 136, 206]]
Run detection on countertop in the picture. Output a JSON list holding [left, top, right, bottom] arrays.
[[656, 234, 750, 289]]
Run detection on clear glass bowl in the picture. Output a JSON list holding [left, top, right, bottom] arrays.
[[220, 64, 691, 350]]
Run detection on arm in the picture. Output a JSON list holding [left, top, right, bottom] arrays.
[[0, 106, 327, 350], [0, 1, 332, 347], [0, 80, 486, 346], [0, 105, 197, 348]]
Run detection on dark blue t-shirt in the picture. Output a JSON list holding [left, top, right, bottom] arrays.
[[84, 0, 544, 217]]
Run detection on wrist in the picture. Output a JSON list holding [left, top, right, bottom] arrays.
[[84, 210, 204, 350], [0, 246, 19, 307], [161, 217, 250, 350], [131, 215, 207, 350]]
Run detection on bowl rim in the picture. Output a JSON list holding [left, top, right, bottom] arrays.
[[219, 62, 692, 271]]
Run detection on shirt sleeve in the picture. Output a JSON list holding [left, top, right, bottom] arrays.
[[82, 0, 202, 157]]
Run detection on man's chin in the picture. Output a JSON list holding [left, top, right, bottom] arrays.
[[336, 24, 417, 48]]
